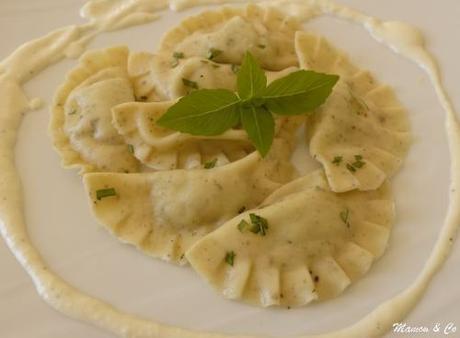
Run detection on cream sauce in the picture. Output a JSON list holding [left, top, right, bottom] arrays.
[[0, 0, 458, 337]]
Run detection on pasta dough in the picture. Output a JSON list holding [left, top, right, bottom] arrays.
[[159, 4, 301, 71], [83, 140, 296, 265], [186, 170, 394, 307], [112, 100, 253, 170], [128, 49, 299, 102], [50, 46, 140, 173], [112, 100, 302, 170], [296, 31, 412, 192]]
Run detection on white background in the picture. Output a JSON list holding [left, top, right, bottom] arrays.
[[0, 1, 459, 338]]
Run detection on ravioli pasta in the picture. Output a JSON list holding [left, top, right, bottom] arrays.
[[50, 46, 140, 173], [159, 4, 301, 71], [128, 49, 299, 102], [84, 142, 295, 265], [112, 100, 253, 170], [186, 170, 395, 307], [296, 31, 412, 192], [112, 100, 302, 170]]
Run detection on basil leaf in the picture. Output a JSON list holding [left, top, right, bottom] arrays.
[[240, 104, 274, 157], [157, 89, 240, 136], [263, 70, 339, 115], [237, 52, 267, 100]]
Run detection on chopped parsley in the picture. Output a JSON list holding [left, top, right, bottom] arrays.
[[68, 109, 77, 115], [96, 188, 117, 200], [249, 213, 269, 236], [340, 209, 349, 224], [207, 48, 223, 60], [225, 251, 236, 266], [238, 219, 250, 232], [182, 78, 199, 90], [332, 156, 343, 166], [346, 163, 356, 173], [204, 158, 218, 169], [173, 51, 185, 59], [127, 144, 134, 154], [231, 64, 240, 74], [352, 155, 366, 168], [171, 51, 185, 67]]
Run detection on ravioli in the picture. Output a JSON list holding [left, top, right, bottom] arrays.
[[50, 46, 139, 173], [128, 50, 299, 101], [83, 141, 295, 265], [112, 101, 253, 170], [296, 32, 412, 192], [112, 100, 303, 170], [186, 170, 394, 307], [159, 4, 301, 71]]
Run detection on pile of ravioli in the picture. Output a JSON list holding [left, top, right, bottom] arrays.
[[50, 4, 411, 308]]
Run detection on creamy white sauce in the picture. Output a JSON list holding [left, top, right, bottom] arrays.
[[0, 0, 458, 337]]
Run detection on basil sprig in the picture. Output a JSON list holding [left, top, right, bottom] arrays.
[[157, 52, 339, 157]]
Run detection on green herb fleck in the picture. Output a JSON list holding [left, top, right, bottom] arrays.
[[340, 209, 349, 224], [68, 109, 77, 115], [208, 48, 223, 60], [238, 219, 250, 232], [182, 78, 199, 90], [96, 188, 117, 200], [204, 158, 218, 169], [225, 251, 236, 266], [173, 51, 185, 59], [127, 144, 134, 154], [332, 156, 343, 166], [346, 163, 356, 173], [249, 213, 269, 236], [171, 52, 185, 67], [231, 64, 240, 74], [352, 155, 366, 168]]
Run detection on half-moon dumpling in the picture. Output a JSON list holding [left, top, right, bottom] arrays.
[[129, 54, 238, 101], [83, 141, 295, 265], [128, 50, 299, 102], [112, 101, 253, 170], [112, 94, 303, 170], [159, 4, 301, 71], [295, 32, 412, 192], [186, 170, 394, 307], [50, 46, 140, 173]]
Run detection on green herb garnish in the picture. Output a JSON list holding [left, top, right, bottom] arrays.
[[346, 163, 356, 173], [157, 52, 339, 157], [340, 209, 349, 224], [225, 251, 236, 266], [249, 213, 269, 236], [182, 78, 199, 90], [238, 219, 250, 232], [172, 51, 185, 67], [173, 51, 185, 59], [352, 155, 366, 168], [332, 156, 343, 166], [127, 144, 134, 154], [96, 188, 117, 200], [204, 158, 218, 169], [208, 48, 223, 60]]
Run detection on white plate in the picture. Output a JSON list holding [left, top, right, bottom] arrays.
[[0, 1, 459, 337]]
